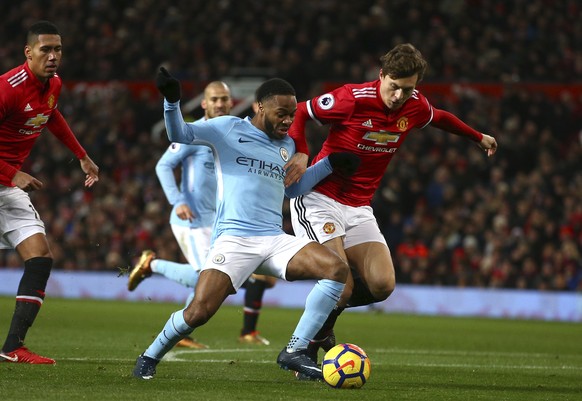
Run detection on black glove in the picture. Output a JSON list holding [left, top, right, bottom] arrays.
[[328, 152, 361, 176], [155, 67, 181, 103]]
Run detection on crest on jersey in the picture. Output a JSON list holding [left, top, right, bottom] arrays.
[[212, 254, 225, 264], [280, 147, 289, 162], [396, 117, 409, 131], [48, 94, 55, 109], [317, 93, 335, 110], [323, 222, 336, 234], [169, 143, 181, 153], [362, 130, 400, 144]]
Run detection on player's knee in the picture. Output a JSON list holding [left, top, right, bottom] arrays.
[[183, 303, 212, 327], [326, 258, 349, 283], [368, 279, 395, 302]]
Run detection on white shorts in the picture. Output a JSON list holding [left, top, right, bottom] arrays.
[[204, 234, 314, 290], [170, 224, 212, 271], [0, 186, 46, 249], [290, 191, 387, 249]]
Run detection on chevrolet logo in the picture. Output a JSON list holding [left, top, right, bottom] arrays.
[[25, 114, 49, 129], [362, 131, 400, 144]]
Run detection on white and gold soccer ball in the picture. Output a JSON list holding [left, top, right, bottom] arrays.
[[322, 343, 371, 389]]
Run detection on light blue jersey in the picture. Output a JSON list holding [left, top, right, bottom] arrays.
[[164, 100, 332, 243], [156, 137, 216, 229]]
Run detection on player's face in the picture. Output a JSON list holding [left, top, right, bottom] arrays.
[[25, 34, 62, 83], [379, 72, 418, 110], [259, 95, 297, 140], [202, 86, 233, 119]]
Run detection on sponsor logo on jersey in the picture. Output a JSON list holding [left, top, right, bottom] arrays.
[[236, 157, 285, 180], [317, 93, 335, 110], [396, 116, 409, 131], [279, 147, 289, 162], [323, 222, 336, 234], [238, 138, 252, 143], [169, 143, 181, 152], [24, 113, 49, 129], [362, 130, 400, 145], [362, 119, 373, 128], [24, 103, 33, 112]]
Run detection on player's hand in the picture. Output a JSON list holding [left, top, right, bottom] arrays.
[[328, 152, 361, 176], [176, 203, 195, 222], [155, 67, 181, 103], [80, 155, 99, 187], [479, 134, 498, 157], [284, 152, 308, 187], [12, 171, 43, 192]]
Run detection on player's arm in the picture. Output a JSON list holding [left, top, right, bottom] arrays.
[[284, 101, 310, 187], [46, 109, 99, 186], [156, 67, 199, 144], [285, 153, 360, 198], [431, 108, 498, 157], [155, 146, 186, 206]]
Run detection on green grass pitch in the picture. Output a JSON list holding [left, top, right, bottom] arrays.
[[1, 296, 581, 400]]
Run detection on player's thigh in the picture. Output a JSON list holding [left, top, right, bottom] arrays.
[[284, 241, 348, 282], [0, 187, 49, 258], [345, 241, 395, 294]]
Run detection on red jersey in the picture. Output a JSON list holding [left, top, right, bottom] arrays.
[[0, 62, 85, 187], [290, 80, 433, 207]]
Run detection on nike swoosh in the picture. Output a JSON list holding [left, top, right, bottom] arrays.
[[0, 353, 18, 362], [331, 360, 355, 375], [301, 366, 321, 372], [238, 138, 252, 143]]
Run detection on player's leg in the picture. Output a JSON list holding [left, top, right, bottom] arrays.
[[345, 240, 395, 306], [133, 268, 234, 379], [0, 189, 55, 364], [239, 274, 276, 345], [128, 225, 207, 291], [265, 236, 348, 380], [172, 225, 212, 348]]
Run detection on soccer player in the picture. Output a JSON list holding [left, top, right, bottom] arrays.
[[132, 69, 359, 381], [0, 21, 99, 364], [284, 43, 498, 361], [128, 81, 275, 347]]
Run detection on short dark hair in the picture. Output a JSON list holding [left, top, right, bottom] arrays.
[[380, 43, 428, 83], [255, 78, 295, 103], [27, 21, 60, 44]]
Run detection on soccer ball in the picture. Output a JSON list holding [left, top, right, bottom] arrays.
[[322, 343, 371, 389]]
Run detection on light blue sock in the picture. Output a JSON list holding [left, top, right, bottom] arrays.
[[286, 279, 345, 352], [144, 308, 194, 360], [152, 259, 199, 288]]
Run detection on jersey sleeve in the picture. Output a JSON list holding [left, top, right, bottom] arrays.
[[430, 107, 483, 142], [155, 143, 189, 206], [288, 85, 356, 156], [46, 109, 87, 159], [307, 85, 356, 125]]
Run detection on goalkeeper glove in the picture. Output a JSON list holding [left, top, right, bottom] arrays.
[[155, 67, 181, 103], [328, 152, 361, 176]]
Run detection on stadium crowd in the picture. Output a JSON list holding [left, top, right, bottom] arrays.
[[0, 1, 580, 291]]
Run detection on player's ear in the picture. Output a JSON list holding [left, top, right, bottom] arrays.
[[25, 46, 32, 60]]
